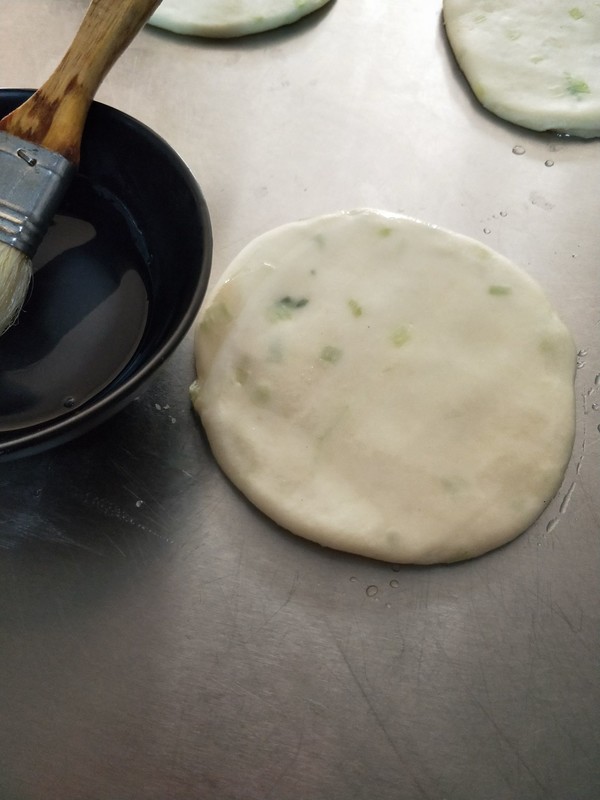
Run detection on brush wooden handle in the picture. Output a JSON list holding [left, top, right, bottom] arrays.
[[0, 0, 161, 164]]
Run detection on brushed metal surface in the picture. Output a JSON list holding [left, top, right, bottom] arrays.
[[1, 2, 599, 798]]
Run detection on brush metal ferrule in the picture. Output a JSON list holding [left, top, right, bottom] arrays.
[[0, 131, 76, 257]]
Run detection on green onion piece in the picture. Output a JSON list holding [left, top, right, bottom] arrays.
[[566, 74, 590, 96], [267, 339, 283, 363], [539, 337, 559, 358], [252, 386, 271, 405], [320, 345, 342, 364], [267, 296, 309, 321], [391, 325, 412, 347], [348, 299, 363, 317], [488, 285, 512, 296], [200, 302, 232, 330]]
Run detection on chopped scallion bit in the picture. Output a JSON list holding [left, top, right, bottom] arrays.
[[348, 299, 363, 317], [267, 339, 283, 362], [565, 74, 590, 97], [320, 345, 342, 363], [391, 325, 412, 347], [539, 337, 558, 357], [267, 295, 309, 321], [235, 366, 249, 385], [488, 285, 512, 296], [252, 385, 271, 405], [199, 302, 232, 330]]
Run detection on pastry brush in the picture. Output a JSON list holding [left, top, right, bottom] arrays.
[[0, 0, 162, 335]]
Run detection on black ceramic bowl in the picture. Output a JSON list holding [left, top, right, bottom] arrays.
[[0, 89, 212, 460]]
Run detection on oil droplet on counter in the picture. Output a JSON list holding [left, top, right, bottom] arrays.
[[559, 481, 576, 514], [512, 145, 526, 155], [390, 579, 400, 588], [544, 159, 554, 167], [366, 585, 378, 597]]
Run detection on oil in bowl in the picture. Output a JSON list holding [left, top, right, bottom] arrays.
[[0, 89, 212, 460], [0, 177, 150, 430]]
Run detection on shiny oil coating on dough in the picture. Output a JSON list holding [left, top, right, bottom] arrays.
[[149, 0, 331, 38], [443, 0, 600, 138], [191, 210, 576, 564]]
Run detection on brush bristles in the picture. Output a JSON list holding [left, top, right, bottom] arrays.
[[0, 242, 32, 335]]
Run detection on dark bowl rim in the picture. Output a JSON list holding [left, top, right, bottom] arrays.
[[0, 89, 212, 459]]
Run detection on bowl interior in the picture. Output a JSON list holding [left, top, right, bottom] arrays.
[[0, 90, 212, 459]]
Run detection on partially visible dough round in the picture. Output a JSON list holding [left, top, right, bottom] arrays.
[[191, 209, 576, 564], [148, 0, 331, 38], [443, 0, 600, 138]]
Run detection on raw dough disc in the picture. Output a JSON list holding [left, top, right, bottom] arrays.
[[148, 0, 331, 38], [191, 209, 576, 564], [443, 0, 600, 138]]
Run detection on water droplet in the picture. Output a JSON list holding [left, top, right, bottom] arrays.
[[592, 403, 599, 411], [366, 585, 378, 597], [544, 159, 554, 167], [499, 210, 508, 217], [135, 500, 144, 508], [595, 374, 600, 387], [483, 228, 491, 235], [546, 518, 560, 533], [512, 145, 526, 155], [559, 482, 576, 515], [390, 579, 400, 588], [577, 361, 585, 369], [577, 349, 588, 357], [391, 564, 401, 572], [597, 424, 600, 433], [63, 396, 75, 408], [385, 603, 391, 609], [349, 576, 358, 583]]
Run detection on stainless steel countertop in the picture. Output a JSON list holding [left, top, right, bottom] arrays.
[[1, 2, 599, 798]]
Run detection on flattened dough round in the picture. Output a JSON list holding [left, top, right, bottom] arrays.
[[148, 0, 331, 38], [191, 210, 576, 564], [443, 0, 600, 138]]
